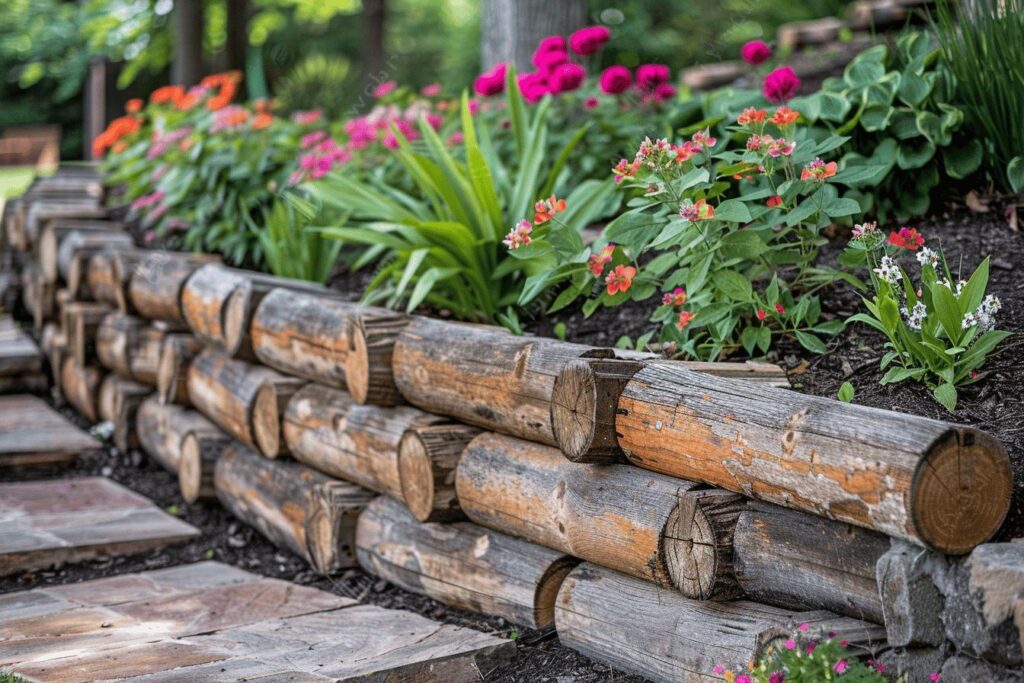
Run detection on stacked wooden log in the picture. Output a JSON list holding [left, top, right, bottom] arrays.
[[13, 176, 1017, 682]]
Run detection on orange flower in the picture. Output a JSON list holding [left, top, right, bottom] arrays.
[[769, 106, 799, 126], [126, 98, 144, 114], [92, 115, 142, 157], [604, 264, 636, 295], [587, 244, 615, 276], [534, 195, 567, 224], [175, 90, 201, 111], [150, 85, 186, 106], [253, 98, 272, 115], [201, 71, 243, 111], [252, 112, 274, 130], [737, 107, 767, 125], [800, 158, 838, 182], [676, 310, 696, 329], [679, 197, 715, 222]]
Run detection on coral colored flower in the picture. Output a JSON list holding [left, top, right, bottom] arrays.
[[211, 105, 250, 132], [373, 80, 397, 98], [588, 244, 615, 276], [770, 106, 799, 126], [767, 195, 783, 207], [292, 109, 322, 125], [662, 288, 687, 307], [887, 226, 925, 251], [766, 137, 796, 157], [741, 40, 772, 65], [252, 112, 273, 129], [503, 219, 533, 249], [599, 65, 632, 94], [570, 26, 611, 55], [801, 158, 837, 181], [126, 98, 143, 113], [474, 63, 508, 97], [737, 107, 767, 125], [775, 303, 785, 314], [691, 129, 717, 148], [605, 264, 636, 295], [612, 158, 640, 184], [421, 83, 441, 97], [201, 71, 242, 110], [534, 195, 567, 224], [679, 198, 714, 222], [636, 64, 670, 90], [676, 310, 696, 329], [756, 308, 767, 321], [92, 114, 142, 157], [672, 141, 701, 164], [763, 66, 800, 103], [550, 63, 586, 93], [150, 85, 186, 106], [724, 672, 735, 683], [833, 660, 848, 674]]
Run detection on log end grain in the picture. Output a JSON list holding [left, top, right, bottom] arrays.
[[305, 482, 375, 574], [397, 429, 439, 522], [178, 433, 204, 503], [222, 283, 253, 357], [912, 428, 1013, 555], [550, 359, 640, 464], [534, 556, 580, 628], [253, 382, 284, 459], [344, 311, 407, 406], [664, 489, 746, 601]]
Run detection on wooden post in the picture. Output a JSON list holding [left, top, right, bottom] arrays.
[[282, 383, 443, 500], [392, 317, 616, 446], [136, 396, 223, 474], [357, 497, 579, 629], [616, 361, 1013, 554], [126, 252, 220, 322], [220, 272, 327, 359], [157, 333, 203, 405], [178, 429, 232, 503], [551, 357, 791, 463], [555, 563, 888, 683], [186, 348, 305, 457], [63, 301, 112, 367], [733, 501, 888, 623], [397, 423, 481, 522], [214, 442, 375, 574], [249, 288, 359, 388], [60, 356, 103, 422], [455, 432, 745, 600]]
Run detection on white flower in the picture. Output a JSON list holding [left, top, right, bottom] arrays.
[[916, 247, 939, 268], [901, 301, 927, 331], [940, 278, 966, 296], [852, 222, 877, 239], [873, 255, 902, 285], [979, 294, 1001, 316]]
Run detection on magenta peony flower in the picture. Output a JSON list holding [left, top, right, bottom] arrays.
[[474, 63, 508, 97], [534, 48, 569, 73], [654, 82, 677, 102], [536, 35, 566, 54], [768, 673, 785, 683], [763, 66, 800, 103], [599, 65, 632, 94], [518, 72, 550, 103], [569, 25, 611, 55], [741, 40, 772, 65], [550, 63, 586, 93], [636, 64, 670, 89], [373, 80, 397, 99]]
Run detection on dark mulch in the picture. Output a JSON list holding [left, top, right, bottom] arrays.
[[0, 400, 644, 683], [533, 196, 1024, 540]]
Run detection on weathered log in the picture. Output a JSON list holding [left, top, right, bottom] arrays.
[[282, 383, 443, 499], [86, 247, 147, 307], [25, 203, 107, 255], [616, 362, 1013, 554], [95, 313, 163, 385], [397, 423, 481, 523], [555, 563, 888, 683], [126, 251, 220, 322], [181, 264, 246, 347], [249, 288, 360, 389], [734, 501, 887, 623], [221, 273, 327, 359], [56, 229, 133, 287], [39, 323, 61, 376], [44, 331, 67, 390], [60, 301, 111, 368], [456, 432, 744, 599], [60, 356, 103, 422], [21, 263, 56, 328], [97, 374, 119, 423], [214, 442, 374, 573], [156, 333, 203, 405], [777, 17, 843, 50], [346, 308, 408, 405], [178, 429, 232, 503], [187, 348, 305, 457], [38, 219, 124, 283], [136, 397, 223, 473], [129, 324, 164, 386], [393, 317, 623, 445], [357, 497, 578, 628], [551, 357, 790, 463], [110, 379, 153, 451]]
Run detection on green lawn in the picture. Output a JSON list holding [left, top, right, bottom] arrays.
[[0, 672, 26, 683], [0, 166, 35, 199]]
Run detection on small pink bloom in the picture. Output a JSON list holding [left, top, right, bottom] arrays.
[[373, 80, 397, 99], [833, 660, 848, 674], [599, 65, 632, 94], [569, 25, 611, 55], [797, 623, 809, 632], [534, 49, 569, 73], [775, 303, 785, 314], [784, 639, 796, 650], [518, 72, 550, 103], [741, 40, 772, 65], [713, 665, 726, 675], [636, 64, 670, 89], [769, 673, 785, 683], [654, 82, 677, 102], [421, 83, 441, 97], [447, 131, 464, 147], [929, 675, 942, 682], [736, 676, 751, 683], [763, 66, 800, 103], [584, 97, 599, 109], [756, 309, 767, 321], [474, 63, 508, 97], [503, 219, 533, 250], [550, 63, 586, 93]]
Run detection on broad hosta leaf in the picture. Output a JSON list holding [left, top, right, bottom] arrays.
[[1009, 157, 1024, 193], [897, 138, 936, 170], [943, 140, 984, 179], [860, 104, 894, 132], [897, 71, 932, 107]]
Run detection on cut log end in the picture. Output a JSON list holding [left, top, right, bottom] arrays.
[[156, 342, 178, 403], [664, 490, 745, 601], [396, 423, 479, 523], [344, 311, 406, 406], [345, 327, 373, 404], [222, 284, 252, 357], [397, 430, 436, 522], [178, 433, 203, 503], [535, 556, 580, 627], [306, 501, 342, 575], [550, 359, 640, 464], [252, 382, 283, 459], [912, 428, 1012, 554]]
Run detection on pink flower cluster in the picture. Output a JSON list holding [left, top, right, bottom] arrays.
[[147, 127, 192, 160], [291, 110, 323, 125], [291, 133, 351, 183], [130, 190, 165, 213], [597, 63, 676, 103]]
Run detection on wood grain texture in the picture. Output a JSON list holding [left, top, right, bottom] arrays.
[[215, 443, 374, 573], [38, 219, 122, 283], [392, 317, 609, 445], [127, 251, 220, 322], [63, 301, 111, 367], [60, 356, 103, 423], [733, 501, 887, 623], [156, 332, 202, 405], [187, 348, 305, 456], [0, 316, 41, 378], [398, 422, 481, 522], [617, 361, 1012, 554], [95, 312, 146, 380], [221, 273, 327, 359], [357, 497, 578, 628], [0, 477, 198, 577], [0, 394, 98, 468], [56, 229, 133, 285], [456, 432, 740, 598], [136, 397, 222, 474], [179, 430, 232, 503], [555, 563, 888, 683], [283, 383, 443, 500], [346, 308, 408, 405]]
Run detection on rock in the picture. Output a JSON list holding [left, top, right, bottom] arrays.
[[941, 655, 1024, 682], [877, 540, 947, 647], [876, 646, 947, 683], [942, 544, 1023, 666]]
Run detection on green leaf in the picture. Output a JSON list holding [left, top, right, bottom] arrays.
[[712, 269, 753, 301], [897, 138, 936, 170], [712, 199, 752, 223], [931, 281, 963, 344], [603, 211, 666, 251], [740, 326, 759, 355], [837, 381, 855, 403], [933, 383, 958, 412], [719, 230, 767, 260], [844, 49, 887, 88], [916, 111, 949, 146], [897, 71, 932, 107], [959, 257, 989, 315], [795, 330, 827, 354], [881, 366, 922, 384], [1009, 157, 1024, 193], [943, 140, 984, 180], [824, 197, 863, 218]]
